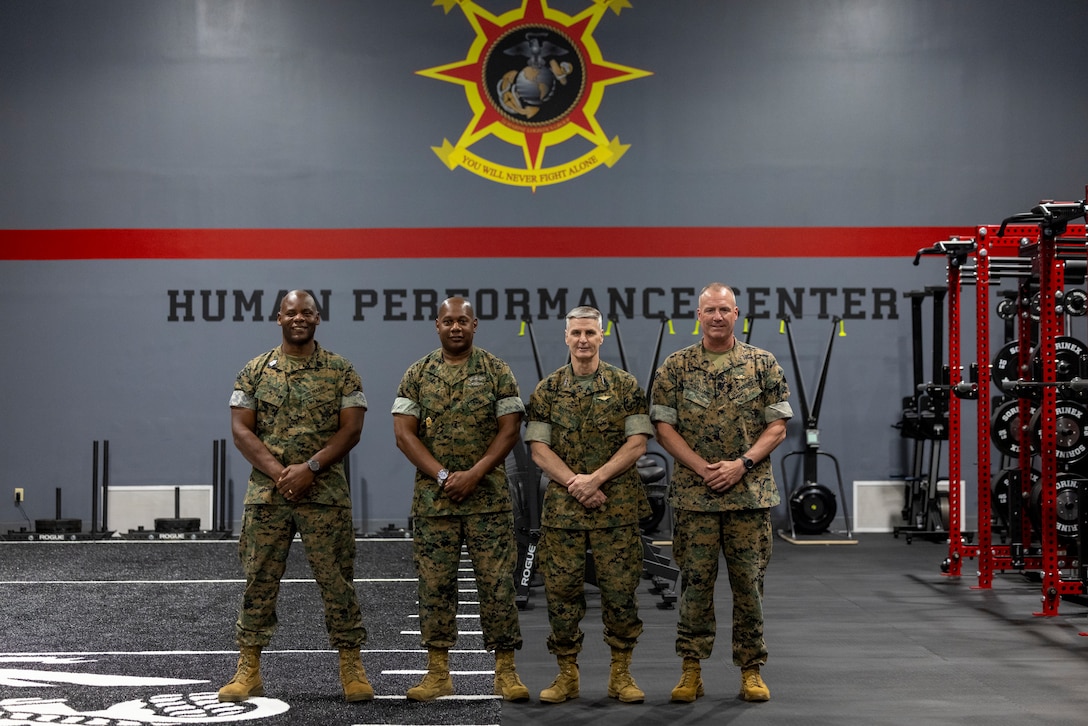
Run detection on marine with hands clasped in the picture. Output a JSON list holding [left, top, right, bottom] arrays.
[[392, 296, 530, 702], [651, 282, 793, 704], [524, 305, 653, 705], [219, 289, 373, 704]]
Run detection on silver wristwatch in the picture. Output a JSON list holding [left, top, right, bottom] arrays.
[[307, 458, 321, 473]]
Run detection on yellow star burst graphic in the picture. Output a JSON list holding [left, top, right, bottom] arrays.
[[418, 0, 651, 190]]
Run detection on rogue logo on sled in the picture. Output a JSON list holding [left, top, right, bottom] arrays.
[[417, 0, 651, 191], [520, 542, 537, 587]]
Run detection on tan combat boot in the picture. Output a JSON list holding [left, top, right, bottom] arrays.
[[406, 648, 454, 701], [218, 646, 263, 702], [493, 649, 530, 701], [339, 649, 375, 702], [538, 654, 579, 704], [670, 656, 704, 702], [606, 647, 644, 703], [740, 666, 771, 702]]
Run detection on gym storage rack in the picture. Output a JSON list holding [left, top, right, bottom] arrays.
[[915, 197, 1088, 617], [894, 286, 952, 544]]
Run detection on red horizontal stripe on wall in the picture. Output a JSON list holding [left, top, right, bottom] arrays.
[[0, 227, 975, 260]]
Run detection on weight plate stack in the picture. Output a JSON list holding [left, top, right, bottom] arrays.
[[34, 518, 82, 534], [154, 517, 201, 533]]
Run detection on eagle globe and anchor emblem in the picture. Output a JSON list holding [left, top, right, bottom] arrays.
[[493, 30, 578, 124], [418, 0, 652, 190]]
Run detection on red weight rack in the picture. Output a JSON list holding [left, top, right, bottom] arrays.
[[916, 199, 1087, 617]]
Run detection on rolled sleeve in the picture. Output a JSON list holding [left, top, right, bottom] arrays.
[[766, 401, 794, 422], [343, 390, 368, 410], [524, 420, 552, 444], [650, 403, 678, 426], [625, 413, 654, 439], [229, 390, 255, 409], [497, 395, 526, 419], [391, 396, 420, 418]]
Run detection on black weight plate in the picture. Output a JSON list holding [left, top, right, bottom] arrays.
[[991, 467, 1039, 527], [1030, 292, 1041, 321], [991, 399, 1038, 458], [1031, 400, 1088, 463], [1065, 289, 1088, 317], [1029, 474, 1084, 543], [1032, 336, 1088, 384], [992, 341, 1037, 398], [1055, 475, 1082, 542], [996, 298, 1018, 321]]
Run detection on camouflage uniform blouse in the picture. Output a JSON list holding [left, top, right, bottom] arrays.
[[392, 347, 525, 517], [651, 341, 792, 512], [525, 361, 653, 530], [229, 343, 368, 509]]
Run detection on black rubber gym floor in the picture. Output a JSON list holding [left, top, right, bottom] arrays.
[[2, 532, 1088, 726]]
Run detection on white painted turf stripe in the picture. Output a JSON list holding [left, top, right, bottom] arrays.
[[3, 539, 505, 723], [0, 577, 480, 585], [0, 537, 418, 545], [1, 649, 490, 656], [0, 577, 418, 585]]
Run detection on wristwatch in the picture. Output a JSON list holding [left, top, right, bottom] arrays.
[[307, 458, 321, 473], [436, 468, 450, 486], [740, 456, 755, 472]]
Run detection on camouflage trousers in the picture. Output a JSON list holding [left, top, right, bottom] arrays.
[[235, 503, 366, 650], [412, 511, 522, 652], [672, 508, 772, 668], [539, 524, 644, 655]]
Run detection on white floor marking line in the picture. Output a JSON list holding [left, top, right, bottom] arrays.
[[0, 668, 206, 687], [0, 577, 416, 585], [0, 649, 489, 657]]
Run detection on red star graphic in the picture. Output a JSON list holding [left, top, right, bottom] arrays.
[[428, 0, 634, 168]]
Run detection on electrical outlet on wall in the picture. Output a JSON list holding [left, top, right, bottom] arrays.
[[14, 488, 23, 504]]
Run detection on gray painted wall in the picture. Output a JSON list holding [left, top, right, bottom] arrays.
[[3, 0, 1087, 533]]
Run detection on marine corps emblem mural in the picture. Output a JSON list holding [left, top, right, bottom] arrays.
[[418, 0, 651, 190]]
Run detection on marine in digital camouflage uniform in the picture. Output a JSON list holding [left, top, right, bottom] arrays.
[[524, 306, 652, 704], [391, 297, 528, 702], [220, 290, 373, 704], [651, 282, 792, 704]]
